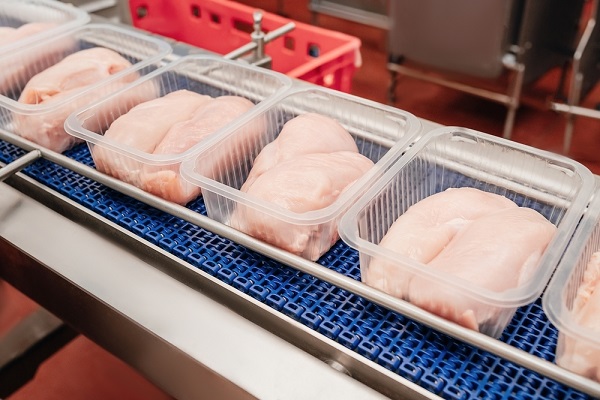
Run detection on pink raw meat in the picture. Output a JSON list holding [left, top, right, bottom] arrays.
[[0, 22, 56, 46], [141, 95, 254, 204], [241, 112, 358, 191], [557, 251, 600, 381], [364, 188, 518, 299], [15, 48, 141, 152], [0, 23, 73, 95], [408, 206, 556, 331], [93, 90, 212, 185], [231, 151, 374, 260], [154, 96, 253, 154], [18, 47, 132, 105], [0, 27, 14, 39]]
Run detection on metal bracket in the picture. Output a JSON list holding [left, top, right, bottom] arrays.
[[0, 150, 42, 183], [224, 12, 295, 68]]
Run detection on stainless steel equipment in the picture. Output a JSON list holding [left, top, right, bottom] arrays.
[[1, 10, 600, 400], [309, 0, 389, 29], [387, 0, 585, 140], [551, 0, 600, 153]]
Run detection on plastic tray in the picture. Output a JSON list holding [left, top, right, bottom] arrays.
[[0, 23, 171, 153], [543, 180, 600, 382], [1, 134, 597, 399], [0, 0, 90, 55], [65, 54, 292, 205], [339, 126, 595, 338], [128, 0, 361, 93], [180, 86, 422, 261]]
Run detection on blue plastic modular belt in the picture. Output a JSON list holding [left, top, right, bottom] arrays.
[[0, 140, 594, 400]]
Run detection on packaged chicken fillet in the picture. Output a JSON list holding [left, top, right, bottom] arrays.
[[340, 126, 594, 338], [65, 55, 293, 205], [181, 87, 422, 261], [0, 0, 89, 55], [0, 24, 171, 153], [544, 181, 600, 382]]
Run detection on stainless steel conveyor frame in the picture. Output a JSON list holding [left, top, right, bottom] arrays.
[[1, 20, 600, 400], [2, 120, 600, 398]]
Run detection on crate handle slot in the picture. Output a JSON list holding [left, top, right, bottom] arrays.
[[191, 5, 201, 18]]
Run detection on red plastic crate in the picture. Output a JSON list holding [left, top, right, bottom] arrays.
[[128, 0, 362, 92]]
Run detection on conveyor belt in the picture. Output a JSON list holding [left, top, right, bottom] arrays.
[[0, 139, 595, 400]]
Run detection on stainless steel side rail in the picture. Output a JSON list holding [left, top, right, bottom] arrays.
[[552, 101, 600, 121], [1, 128, 599, 398], [0, 150, 41, 183]]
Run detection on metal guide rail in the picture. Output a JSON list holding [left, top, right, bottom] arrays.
[[1, 126, 599, 399]]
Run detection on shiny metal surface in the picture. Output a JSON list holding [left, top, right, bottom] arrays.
[[0, 175, 412, 399], [1, 12, 597, 399], [223, 21, 296, 62], [0, 150, 40, 183], [2, 122, 600, 398], [0, 308, 63, 369]]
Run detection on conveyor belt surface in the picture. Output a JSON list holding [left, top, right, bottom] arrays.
[[0, 139, 594, 400]]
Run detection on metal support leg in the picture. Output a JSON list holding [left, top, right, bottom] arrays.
[[0, 308, 78, 397], [564, 72, 584, 154], [503, 64, 525, 140], [388, 68, 399, 104]]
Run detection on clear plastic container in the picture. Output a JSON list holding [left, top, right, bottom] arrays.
[[0, 23, 171, 153], [0, 0, 90, 54], [338, 126, 595, 338], [65, 55, 293, 205], [543, 180, 600, 382], [180, 87, 422, 261]]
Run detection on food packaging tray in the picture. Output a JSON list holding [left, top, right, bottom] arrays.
[[0, 23, 171, 153], [180, 86, 422, 261], [543, 180, 600, 383], [65, 54, 292, 204], [0, 0, 90, 55], [1, 133, 599, 398], [339, 126, 595, 338]]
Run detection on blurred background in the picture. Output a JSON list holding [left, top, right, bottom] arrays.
[[63, 0, 600, 171]]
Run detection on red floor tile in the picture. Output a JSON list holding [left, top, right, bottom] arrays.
[[1, 282, 172, 399], [0, 281, 39, 338], [8, 336, 174, 400]]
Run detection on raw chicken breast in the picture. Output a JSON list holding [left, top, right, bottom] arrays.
[[0, 22, 56, 46], [141, 95, 254, 204], [0, 27, 14, 39], [154, 96, 253, 155], [93, 90, 212, 185], [14, 48, 138, 153], [242, 112, 358, 190], [408, 206, 556, 331], [557, 252, 600, 381], [231, 151, 374, 260], [364, 188, 518, 299], [0, 23, 73, 95], [18, 48, 132, 105]]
